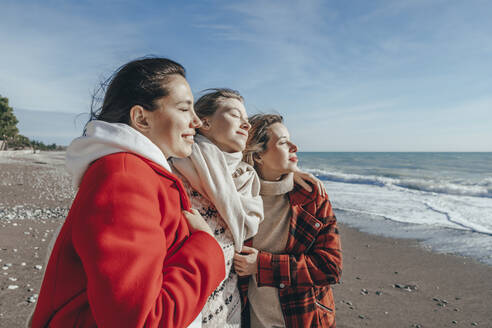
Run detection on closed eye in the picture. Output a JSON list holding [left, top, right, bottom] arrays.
[[228, 108, 242, 118]]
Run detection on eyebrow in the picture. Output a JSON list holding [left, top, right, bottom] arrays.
[[226, 107, 247, 117], [177, 100, 192, 105]]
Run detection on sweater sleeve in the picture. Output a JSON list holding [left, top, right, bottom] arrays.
[[72, 156, 225, 328], [256, 195, 342, 288]]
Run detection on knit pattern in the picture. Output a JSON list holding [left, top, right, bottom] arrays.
[[177, 172, 241, 327]]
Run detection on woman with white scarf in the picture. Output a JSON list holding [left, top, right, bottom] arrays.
[[171, 89, 326, 327]]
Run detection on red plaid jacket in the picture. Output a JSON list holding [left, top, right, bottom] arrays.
[[238, 183, 342, 328]]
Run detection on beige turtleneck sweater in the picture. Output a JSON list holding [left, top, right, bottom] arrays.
[[248, 173, 294, 328]]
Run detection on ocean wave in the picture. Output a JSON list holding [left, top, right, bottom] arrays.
[[304, 168, 492, 198]]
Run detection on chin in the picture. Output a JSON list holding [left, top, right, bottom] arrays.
[[228, 142, 245, 153], [172, 145, 193, 158], [288, 163, 298, 171], [182, 146, 193, 157], [236, 141, 247, 152]]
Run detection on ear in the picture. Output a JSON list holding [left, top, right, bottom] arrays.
[[200, 118, 211, 131], [253, 153, 263, 164], [130, 105, 151, 132]]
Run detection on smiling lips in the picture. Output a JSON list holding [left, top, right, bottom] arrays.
[[237, 130, 248, 137], [289, 156, 298, 162], [182, 132, 195, 143]]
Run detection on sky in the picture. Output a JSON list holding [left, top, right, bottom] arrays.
[[1, 0, 491, 151]]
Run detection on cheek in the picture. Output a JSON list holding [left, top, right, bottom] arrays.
[[215, 119, 237, 140], [222, 119, 237, 135], [161, 123, 181, 147], [279, 149, 292, 167], [171, 115, 189, 135], [265, 149, 285, 167]]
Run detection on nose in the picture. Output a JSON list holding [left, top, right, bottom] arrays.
[[191, 108, 202, 129], [241, 119, 251, 131], [289, 142, 298, 153]]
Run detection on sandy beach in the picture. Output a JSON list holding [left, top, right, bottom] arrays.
[[1, 151, 491, 327]]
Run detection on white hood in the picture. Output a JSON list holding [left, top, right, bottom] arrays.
[[66, 120, 171, 188]]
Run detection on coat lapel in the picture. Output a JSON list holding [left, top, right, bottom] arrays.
[[286, 186, 324, 255]]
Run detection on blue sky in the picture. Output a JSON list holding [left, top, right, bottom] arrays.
[[1, 0, 491, 150]]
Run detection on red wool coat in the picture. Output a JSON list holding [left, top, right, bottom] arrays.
[[239, 183, 342, 328], [31, 152, 225, 328]]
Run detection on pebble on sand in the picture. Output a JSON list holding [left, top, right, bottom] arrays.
[[393, 283, 417, 292]]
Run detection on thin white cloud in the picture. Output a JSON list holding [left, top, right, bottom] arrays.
[[0, 2, 148, 113], [193, 0, 336, 91]]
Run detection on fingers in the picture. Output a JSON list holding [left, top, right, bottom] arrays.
[[304, 172, 327, 198], [317, 180, 327, 198], [233, 254, 246, 267], [240, 246, 255, 253], [182, 210, 193, 219], [233, 255, 246, 275], [182, 208, 203, 221], [233, 261, 249, 276], [182, 208, 199, 215], [316, 179, 327, 198], [296, 177, 312, 193]]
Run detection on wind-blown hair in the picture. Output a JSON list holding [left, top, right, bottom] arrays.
[[90, 57, 186, 125], [243, 113, 284, 167]]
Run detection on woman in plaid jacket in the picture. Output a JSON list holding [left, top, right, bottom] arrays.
[[235, 114, 342, 328]]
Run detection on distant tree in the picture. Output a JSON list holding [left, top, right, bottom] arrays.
[[30, 139, 64, 151], [12, 134, 31, 149], [0, 94, 63, 151], [0, 95, 19, 140]]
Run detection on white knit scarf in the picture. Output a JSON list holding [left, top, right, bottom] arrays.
[[171, 134, 263, 252]]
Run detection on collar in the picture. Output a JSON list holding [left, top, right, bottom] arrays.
[[260, 173, 294, 196], [288, 181, 318, 206]]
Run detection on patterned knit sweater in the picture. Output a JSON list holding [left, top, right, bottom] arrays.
[[175, 171, 242, 327]]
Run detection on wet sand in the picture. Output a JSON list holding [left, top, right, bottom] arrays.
[[332, 225, 492, 327]]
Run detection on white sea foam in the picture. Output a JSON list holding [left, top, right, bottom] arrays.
[[323, 180, 492, 265], [306, 168, 492, 198], [297, 153, 492, 264], [324, 180, 492, 233]]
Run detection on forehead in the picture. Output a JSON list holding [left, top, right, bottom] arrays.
[[268, 122, 289, 139], [217, 97, 246, 114], [163, 75, 193, 102]]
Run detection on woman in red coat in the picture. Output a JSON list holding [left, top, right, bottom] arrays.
[[235, 114, 342, 328], [30, 58, 226, 328]]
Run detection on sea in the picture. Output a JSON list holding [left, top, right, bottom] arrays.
[[298, 152, 492, 266]]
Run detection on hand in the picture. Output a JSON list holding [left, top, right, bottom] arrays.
[[233, 246, 258, 276], [182, 208, 214, 236], [293, 170, 327, 198]]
